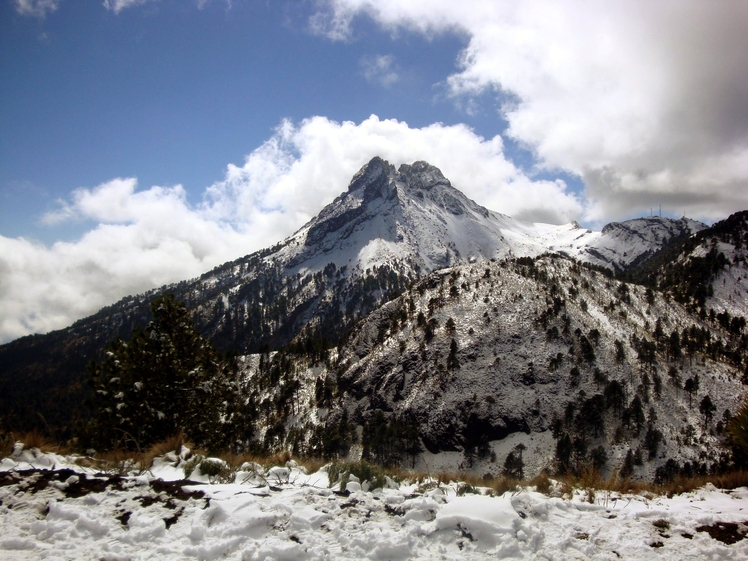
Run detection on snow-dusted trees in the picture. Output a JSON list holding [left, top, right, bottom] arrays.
[[503, 444, 525, 479], [684, 375, 700, 408], [699, 395, 716, 428], [84, 294, 244, 452]]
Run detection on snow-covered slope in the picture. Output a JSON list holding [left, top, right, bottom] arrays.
[[2, 448, 747, 560], [672, 212, 748, 318], [539, 217, 708, 273], [623, 211, 748, 318], [254, 158, 704, 277], [240, 255, 746, 479]]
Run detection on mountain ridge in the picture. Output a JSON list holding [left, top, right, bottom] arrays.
[[0, 157, 740, 449]]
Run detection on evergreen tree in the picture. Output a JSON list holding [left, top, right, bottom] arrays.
[[590, 445, 608, 472], [84, 294, 243, 452], [555, 433, 573, 474], [504, 444, 525, 479], [684, 375, 700, 408], [668, 331, 682, 362], [699, 395, 716, 428], [447, 339, 460, 370], [614, 339, 626, 366], [629, 395, 646, 436], [604, 379, 626, 418], [620, 449, 635, 478], [644, 425, 663, 459]]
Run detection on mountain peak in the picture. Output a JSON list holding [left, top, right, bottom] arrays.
[[347, 156, 395, 193], [397, 160, 450, 191]]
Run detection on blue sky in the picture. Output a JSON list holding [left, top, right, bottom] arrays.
[[1, 0, 747, 342], [1, 0, 512, 243]]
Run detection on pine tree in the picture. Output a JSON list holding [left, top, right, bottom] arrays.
[[699, 395, 716, 428], [620, 449, 635, 478], [504, 444, 525, 479], [555, 433, 572, 474], [629, 395, 646, 436], [684, 375, 700, 408], [447, 339, 460, 370], [84, 294, 243, 452], [614, 339, 626, 366]]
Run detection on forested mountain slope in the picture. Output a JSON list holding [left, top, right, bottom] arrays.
[[242, 255, 746, 480], [0, 159, 741, 450]]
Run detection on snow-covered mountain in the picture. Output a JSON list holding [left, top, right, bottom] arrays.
[[0, 157, 739, 450], [623, 210, 748, 318], [555, 217, 707, 273], [236, 157, 705, 279]]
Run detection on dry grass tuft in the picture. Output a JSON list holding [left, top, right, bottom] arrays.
[[93, 449, 143, 474], [298, 457, 327, 474], [529, 471, 552, 495], [490, 476, 520, 496], [141, 433, 187, 469], [19, 430, 55, 452], [657, 471, 748, 496]]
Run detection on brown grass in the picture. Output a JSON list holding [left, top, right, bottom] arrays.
[[529, 471, 552, 495], [656, 471, 748, 497], [140, 432, 186, 469], [19, 430, 54, 451], [87, 449, 141, 474], [3, 434, 748, 498], [0, 431, 14, 458], [11, 430, 72, 454]]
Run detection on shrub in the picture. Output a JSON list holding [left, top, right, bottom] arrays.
[[327, 460, 391, 491]]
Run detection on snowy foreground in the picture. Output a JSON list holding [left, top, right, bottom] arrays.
[[2, 447, 747, 560]]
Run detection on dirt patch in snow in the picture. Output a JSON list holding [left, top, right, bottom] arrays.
[[1, 469, 205, 502], [696, 521, 748, 545]]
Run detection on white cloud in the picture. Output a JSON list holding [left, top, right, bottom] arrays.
[[312, 0, 748, 222], [14, 0, 61, 17], [102, 0, 158, 14], [360, 54, 399, 88], [200, 115, 582, 229], [0, 115, 580, 343]]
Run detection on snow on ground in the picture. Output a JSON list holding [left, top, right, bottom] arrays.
[[2, 447, 748, 560]]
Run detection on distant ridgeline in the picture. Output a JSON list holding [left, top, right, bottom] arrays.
[[0, 158, 746, 482]]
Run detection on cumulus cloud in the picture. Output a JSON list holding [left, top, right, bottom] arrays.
[[312, 0, 748, 221], [0, 115, 579, 343], [200, 115, 581, 228], [14, 0, 61, 17], [360, 54, 399, 88], [1, 178, 254, 344], [102, 0, 158, 14]]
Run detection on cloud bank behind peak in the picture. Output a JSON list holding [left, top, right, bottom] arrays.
[[0, 115, 579, 343]]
